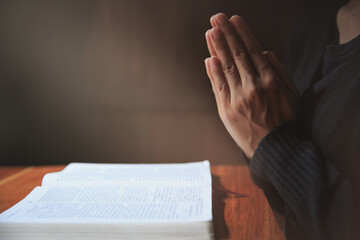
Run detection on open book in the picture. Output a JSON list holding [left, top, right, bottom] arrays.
[[0, 161, 214, 240]]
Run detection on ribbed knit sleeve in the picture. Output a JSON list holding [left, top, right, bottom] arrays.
[[250, 122, 357, 240]]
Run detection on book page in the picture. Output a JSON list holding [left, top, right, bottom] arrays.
[[0, 161, 212, 224], [42, 161, 211, 187]]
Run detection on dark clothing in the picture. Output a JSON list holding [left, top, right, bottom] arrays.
[[249, 0, 360, 239]]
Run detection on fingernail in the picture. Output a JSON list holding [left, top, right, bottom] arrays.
[[231, 16, 242, 27], [215, 13, 228, 25], [211, 28, 222, 40]]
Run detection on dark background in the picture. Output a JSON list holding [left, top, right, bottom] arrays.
[[0, 0, 309, 165]]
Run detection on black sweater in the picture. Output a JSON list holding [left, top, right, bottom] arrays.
[[249, 1, 360, 239]]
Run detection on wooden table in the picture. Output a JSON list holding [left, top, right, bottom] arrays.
[[0, 165, 285, 240]]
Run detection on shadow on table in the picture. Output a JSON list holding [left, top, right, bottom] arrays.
[[212, 174, 229, 240]]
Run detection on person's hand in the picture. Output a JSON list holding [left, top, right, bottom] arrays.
[[204, 13, 299, 158]]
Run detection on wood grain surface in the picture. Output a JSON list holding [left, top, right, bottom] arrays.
[[0, 165, 285, 240]]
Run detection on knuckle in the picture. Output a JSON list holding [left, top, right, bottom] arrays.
[[233, 49, 248, 61], [222, 63, 237, 75], [263, 74, 278, 90], [260, 63, 272, 73], [216, 82, 227, 93], [247, 48, 261, 56], [243, 75, 256, 85], [211, 80, 227, 95]]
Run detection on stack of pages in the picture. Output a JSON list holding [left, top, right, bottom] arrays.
[[0, 161, 214, 240]]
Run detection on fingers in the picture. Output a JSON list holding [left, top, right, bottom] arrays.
[[206, 13, 281, 96], [205, 57, 230, 106], [210, 15, 216, 27], [205, 30, 216, 56], [229, 15, 262, 52], [207, 15, 218, 56], [210, 27, 242, 89], [264, 51, 299, 96], [229, 15, 272, 78], [205, 57, 219, 104], [212, 13, 257, 83]]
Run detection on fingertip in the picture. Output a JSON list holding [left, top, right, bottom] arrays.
[[204, 57, 210, 65], [230, 15, 243, 20], [214, 13, 228, 25], [204, 58, 210, 72], [229, 15, 243, 26], [210, 27, 222, 40], [205, 29, 210, 38], [210, 15, 215, 26], [210, 56, 220, 67], [217, 13, 228, 18]]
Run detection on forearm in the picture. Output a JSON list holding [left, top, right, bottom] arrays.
[[250, 122, 358, 239]]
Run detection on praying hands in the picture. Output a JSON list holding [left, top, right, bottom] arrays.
[[204, 13, 299, 158]]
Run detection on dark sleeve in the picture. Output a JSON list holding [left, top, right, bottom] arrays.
[[249, 122, 359, 240]]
